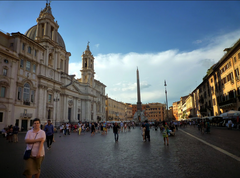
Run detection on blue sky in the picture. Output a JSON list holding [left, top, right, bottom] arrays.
[[1, 1, 240, 106]]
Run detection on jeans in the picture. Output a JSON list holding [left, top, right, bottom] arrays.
[[145, 130, 150, 141], [114, 132, 118, 141], [46, 135, 53, 148]]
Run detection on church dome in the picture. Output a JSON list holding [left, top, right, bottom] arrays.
[[24, 25, 66, 50]]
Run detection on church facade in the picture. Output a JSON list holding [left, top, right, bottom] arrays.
[[0, 3, 106, 130]]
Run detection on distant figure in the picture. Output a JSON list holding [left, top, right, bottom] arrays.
[[44, 120, 54, 150], [144, 120, 150, 142], [228, 119, 233, 130], [13, 123, 19, 142], [162, 121, 169, 146], [113, 122, 120, 142], [91, 123, 95, 136]]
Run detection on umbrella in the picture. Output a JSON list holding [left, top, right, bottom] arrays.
[[220, 110, 240, 118]]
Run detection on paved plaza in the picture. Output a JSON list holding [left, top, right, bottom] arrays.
[[1, 126, 240, 178]]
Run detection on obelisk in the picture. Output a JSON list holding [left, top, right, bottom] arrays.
[[137, 68, 142, 111]]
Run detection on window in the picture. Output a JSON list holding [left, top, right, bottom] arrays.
[[230, 72, 234, 81], [60, 59, 63, 69], [31, 90, 34, 103], [3, 69, 7, 76], [26, 61, 31, 71], [229, 62, 231, 67], [1, 87, 6, 97], [238, 53, 240, 60], [20, 59, 24, 68], [234, 57, 237, 63], [213, 99, 216, 106], [23, 83, 30, 105], [42, 24, 44, 37], [17, 87, 22, 100], [235, 68, 239, 80], [33, 64, 36, 73], [35, 50, 37, 57], [48, 94, 52, 103], [211, 78, 213, 83], [0, 112, 3, 122], [22, 43, 25, 50], [28, 47, 31, 54], [4, 59, 8, 63]]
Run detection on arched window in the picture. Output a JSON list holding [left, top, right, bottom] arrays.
[[23, 83, 30, 105]]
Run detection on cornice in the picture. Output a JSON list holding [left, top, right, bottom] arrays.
[[0, 48, 19, 60], [11, 32, 46, 50]]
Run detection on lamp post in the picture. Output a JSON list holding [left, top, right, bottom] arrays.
[[164, 80, 168, 121]]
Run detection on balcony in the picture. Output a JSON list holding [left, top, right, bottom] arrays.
[[20, 113, 32, 118], [23, 100, 30, 106], [219, 98, 237, 108]]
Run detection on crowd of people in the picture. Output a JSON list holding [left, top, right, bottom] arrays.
[[1, 124, 19, 143]]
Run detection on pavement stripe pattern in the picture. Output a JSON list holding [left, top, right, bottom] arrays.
[[180, 129, 240, 162]]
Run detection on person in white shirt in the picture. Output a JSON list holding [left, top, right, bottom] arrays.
[[66, 123, 70, 135], [23, 118, 46, 178], [228, 119, 233, 129]]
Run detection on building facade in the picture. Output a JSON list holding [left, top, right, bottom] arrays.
[[145, 103, 166, 122], [125, 103, 133, 121], [105, 96, 125, 121], [173, 38, 240, 118], [172, 101, 179, 120], [131, 104, 147, 118], [0, 3, 106, 130]]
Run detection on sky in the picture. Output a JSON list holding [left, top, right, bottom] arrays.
[[1, 1, 240, 106]]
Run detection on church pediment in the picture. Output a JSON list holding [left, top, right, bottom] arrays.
[[63, 83, 82, 93]]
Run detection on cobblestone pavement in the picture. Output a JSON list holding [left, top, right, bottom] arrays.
[[1, 126, 240, 178]]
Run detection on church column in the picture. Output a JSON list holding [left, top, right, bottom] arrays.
[[93, 101, 96, 122], [66, 58, 69, 74], [54, 52, 58, 71], [44, 88, 48, 122], [81, 100, 85, 122], [48, 23, 51, 38], [44, 22, 47, 37], [56, 52, 60, 69], [35, 23, 40, 40], [52, 28, 56, 41], [74, 97, 77, 122], [45, 47, 49, 69], [64, 95, 68, 122]]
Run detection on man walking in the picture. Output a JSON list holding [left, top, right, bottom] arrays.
[[144, 120, 150, 142], [44, 119, 54, 150], [113, 122, 120, 142], [120, 121, 124, 132], [13, 123, 19, 142]]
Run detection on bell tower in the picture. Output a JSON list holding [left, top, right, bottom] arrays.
[[80, 42, 95, 87], [35, 2, 59, 42]]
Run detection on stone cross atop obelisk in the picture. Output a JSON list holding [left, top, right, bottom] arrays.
[[137, 67, 142, 111]]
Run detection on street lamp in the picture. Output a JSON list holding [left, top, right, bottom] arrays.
[[164, 80, 168, 121]]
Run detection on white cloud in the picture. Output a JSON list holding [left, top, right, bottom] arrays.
[[193, 40, 202, 44], [69, 29, 240, 105], [95, 44, 100, 48]]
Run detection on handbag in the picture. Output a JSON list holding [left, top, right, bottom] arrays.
[[23, 133, 38, 160]]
